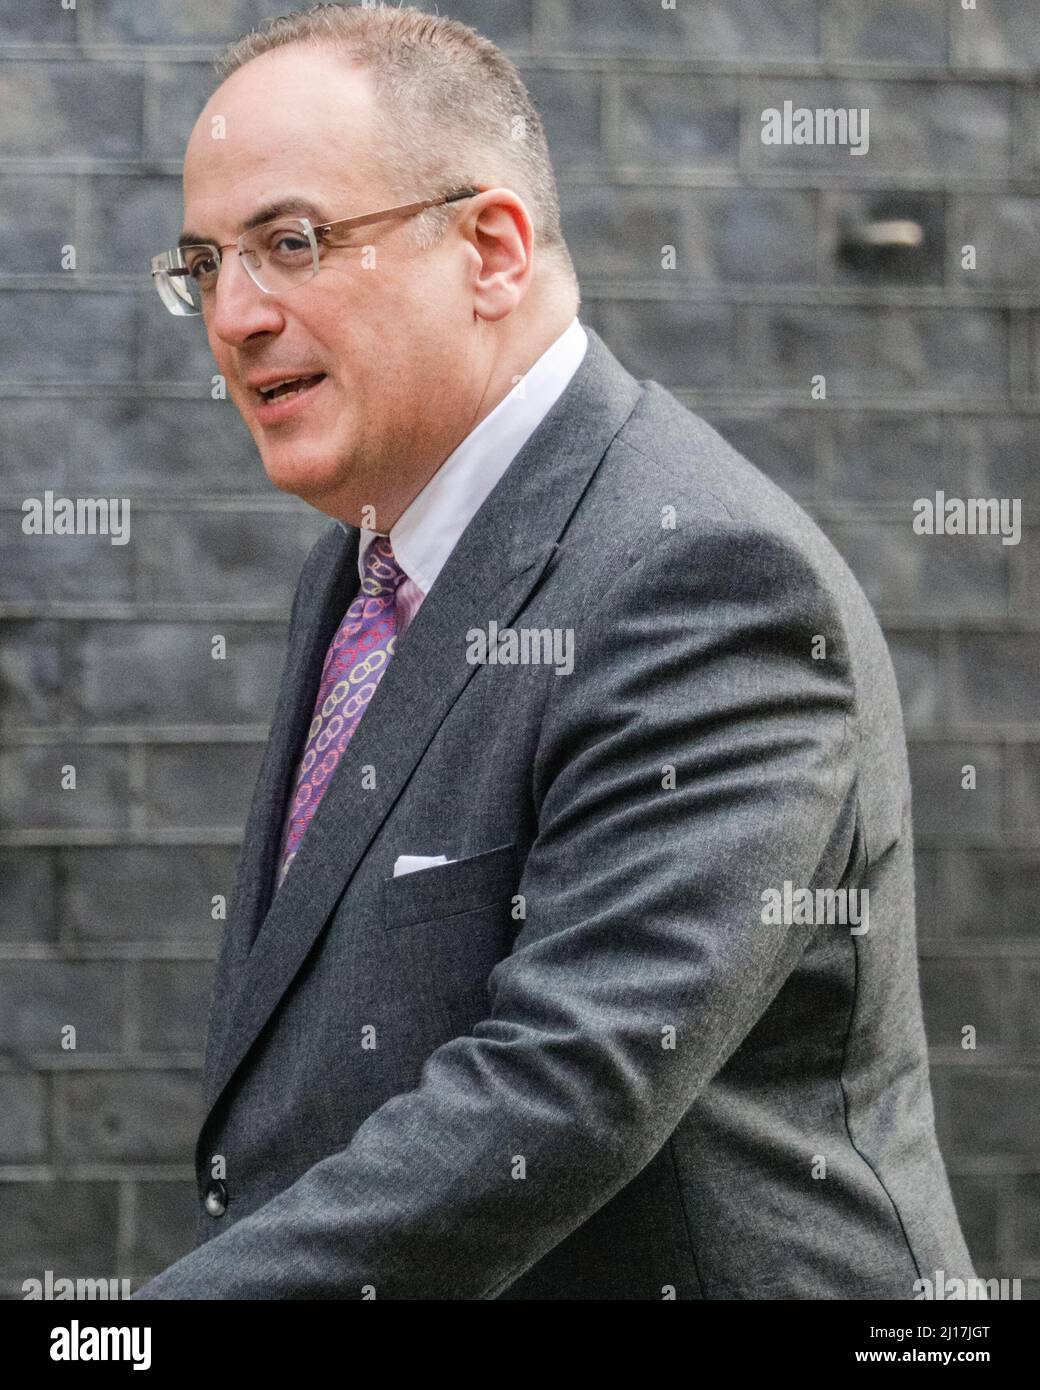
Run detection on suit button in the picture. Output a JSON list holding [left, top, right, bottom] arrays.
[[203, 1179, 228, 1218]]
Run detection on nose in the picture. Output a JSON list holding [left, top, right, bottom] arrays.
[[208, 249, 284, 346]]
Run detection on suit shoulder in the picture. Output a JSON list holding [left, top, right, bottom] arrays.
[[612, 382, 803, 525], [576, 381, 896, 672], [605, 386, 860, 598]]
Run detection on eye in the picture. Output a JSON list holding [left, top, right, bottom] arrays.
[[263, 224, 314, 264], [185, 251, 218, 284], [273, 233, 310, 254]]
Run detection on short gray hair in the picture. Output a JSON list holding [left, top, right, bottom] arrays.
[[214, 3, 578, 289]]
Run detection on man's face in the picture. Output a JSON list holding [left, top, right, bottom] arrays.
[[181, 46, 489, 529]]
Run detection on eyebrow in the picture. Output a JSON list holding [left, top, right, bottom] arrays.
[[177, 197, 328, 248]]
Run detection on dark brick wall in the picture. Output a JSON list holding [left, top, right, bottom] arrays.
[[1, 0, 1037, 1298]]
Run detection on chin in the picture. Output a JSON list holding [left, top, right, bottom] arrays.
[[260, 449, 348, 506]]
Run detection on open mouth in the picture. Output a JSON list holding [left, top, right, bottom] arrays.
[[257, 373, 326, 403]]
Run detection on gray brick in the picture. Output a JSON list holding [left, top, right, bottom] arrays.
[[0, 1182, 119, 1280], [62, 845, 238, 943], [1011, 967, 1040, 1049], [148, 62, 219, 160], [1018, 541, 1040, 624], [0, 848, 57, 944], [143, 743, 266, 830], [952, 0, 1040, 72], [929, 1069, 956, 1151], [820, 520, 1008, 619], [828, 413, 950, 505], [441, 0, 537, 47], [597, 300, 738, 390], [947, 1072, 1040, 1157], [935, 851, 1040, 939], [825, 0, 948, 66], [129, 1179, 197, 1284], [1010, 1175, 1040, 1263], [949, 635, 1040, 724], [134, 508, 326, 605], [564, 185, 816, 284], [887, 633, 941, 731], [1, 5, 78, 42], [907, 742, 1004, 844], [91, 0, 534, 49], [0, 62, 144, 159], [701, 411, 816, 500], [1010, 746, 1040, 846], [544, 0, 819, 60], [749, 80, 1013, 179], [952, 197, 1040, 289], [0, 621, 64, 728], [695, 189, 818, 283], [920, 958, 1007, 1051], [914, 845, 941, 937], [66, 399, 263, 496], [86, 174, 183, 276], [519, 70, 602, 170], [616, 76, 741, 169], [0, 510, 135, 602], [564, 184, 692, 280], [0, 176, 77, 274], [574, 297, 612, 345], [0, 292, 138, 385], [87, 0, 291, 46], [72, 623, 288, 724], [948, 1176, 998, 1266], [59, 1070, 202, 1162], [0, 745, 133, 832], [747, 307, 1009, 398], [0, 961, 123, 1052], [946, 417, 1039, 502], [0, 399, 73, 492], [138, 963, 213, 1051], [0, 1073, 48, 1163]]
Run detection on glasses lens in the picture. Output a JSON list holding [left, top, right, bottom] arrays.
[[152, 248, 214, 316], [240, 219, 317, 293]]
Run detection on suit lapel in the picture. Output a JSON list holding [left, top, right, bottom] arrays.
[[202, 522, 359, 1087], [201, 326, 642, 1122]]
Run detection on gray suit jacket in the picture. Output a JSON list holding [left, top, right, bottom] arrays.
[[135, 325, 974, 1299]]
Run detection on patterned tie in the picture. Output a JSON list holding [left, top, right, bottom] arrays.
[[275, 534, 408, 889]]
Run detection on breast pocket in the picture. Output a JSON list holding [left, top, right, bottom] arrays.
[[382, 843, 520, 1036], [382, 842, 519, 929]]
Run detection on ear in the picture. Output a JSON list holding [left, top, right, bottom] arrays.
[[459, 187, 534, 323]]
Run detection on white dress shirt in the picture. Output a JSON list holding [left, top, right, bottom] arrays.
[[337, 316, 588, 634]]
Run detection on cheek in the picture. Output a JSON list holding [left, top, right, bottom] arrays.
[[207, 334, 236, 388]]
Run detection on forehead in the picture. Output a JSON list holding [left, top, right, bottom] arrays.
[[182, 45, 383, 239]]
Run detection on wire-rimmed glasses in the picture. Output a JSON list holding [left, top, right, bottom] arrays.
[[150, 187, 481, 317]]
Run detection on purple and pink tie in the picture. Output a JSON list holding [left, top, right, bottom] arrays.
[[275, 534, 408, 889]]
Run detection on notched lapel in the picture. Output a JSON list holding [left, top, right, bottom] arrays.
[[202, 521, 359, 1095]]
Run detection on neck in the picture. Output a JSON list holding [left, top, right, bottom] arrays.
[[467, 290, 577, 439]]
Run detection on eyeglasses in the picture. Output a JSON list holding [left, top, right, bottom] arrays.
[[150, 187, 480, 317]]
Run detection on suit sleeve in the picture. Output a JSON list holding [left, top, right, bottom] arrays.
[[133, 522, 858, 1299]]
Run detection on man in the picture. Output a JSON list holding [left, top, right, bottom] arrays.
[[136, 4, 975, 1299]]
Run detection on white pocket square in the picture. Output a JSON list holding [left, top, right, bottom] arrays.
[[393, 854, 456, 878]]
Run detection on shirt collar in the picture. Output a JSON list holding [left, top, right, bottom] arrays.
[[340, 316, 587, 593]]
